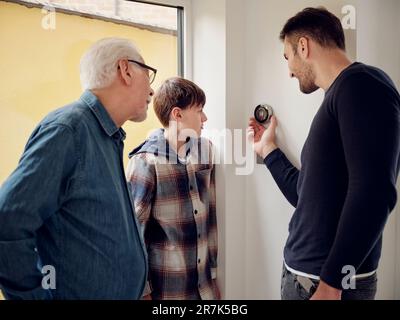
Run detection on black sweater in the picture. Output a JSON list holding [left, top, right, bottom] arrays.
[[265, 62, 400, 289]]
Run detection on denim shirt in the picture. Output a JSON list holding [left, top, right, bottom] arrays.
[[0, 90, 147, 299]]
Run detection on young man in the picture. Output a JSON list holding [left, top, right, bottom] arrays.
[[0, 38, 155, 299], [127, 77, 219, 300], [248, 7, 400, 300]]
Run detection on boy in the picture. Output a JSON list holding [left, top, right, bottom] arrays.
[[127, 77, 219, 300]]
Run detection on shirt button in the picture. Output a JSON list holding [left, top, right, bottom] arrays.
[[198, 234, 201, 239], [194, 210, 198, 215], [190, 185, 193, 191], [198, 259, 201, 264]]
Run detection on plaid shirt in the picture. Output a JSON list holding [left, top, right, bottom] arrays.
[[126, 129, 218, 300]]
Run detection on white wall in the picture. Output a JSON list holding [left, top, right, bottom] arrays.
[[192, 0, 249, 299], [191, 0, 228, 298], [191, 0, 400, 299]]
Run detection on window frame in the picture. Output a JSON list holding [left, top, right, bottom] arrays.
[[132, 0, 192, 78]]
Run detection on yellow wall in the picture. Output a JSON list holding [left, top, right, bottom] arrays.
[[0, 1, 177, 300], [0, 1, 177, 184]]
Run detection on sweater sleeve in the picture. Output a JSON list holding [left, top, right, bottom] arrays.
[[320, 74, 400, 289], [264, 148, 300, 208]]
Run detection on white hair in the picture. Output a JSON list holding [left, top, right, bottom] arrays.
[[80, 37, 143, 90]]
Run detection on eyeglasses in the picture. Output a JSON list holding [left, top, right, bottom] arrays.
[[127, 59, 157, 84]]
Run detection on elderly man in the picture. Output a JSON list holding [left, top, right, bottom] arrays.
[[0, 38, 155, 299]]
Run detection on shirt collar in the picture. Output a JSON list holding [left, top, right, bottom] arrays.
[[80, 90, 126, 140]]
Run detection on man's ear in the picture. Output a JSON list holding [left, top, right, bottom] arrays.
[[118, 60, 134, 85], [298, 37, 310, 59], [170, 107, 182, 121]]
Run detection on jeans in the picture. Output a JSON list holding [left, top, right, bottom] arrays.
[[281, 264, 377, 300]]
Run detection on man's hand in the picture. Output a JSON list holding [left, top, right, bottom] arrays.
[[247, 116, 278, 159], [142, 294, 152, 300], [310, 280, 342, 300]]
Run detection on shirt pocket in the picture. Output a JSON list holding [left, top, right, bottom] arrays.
[[195, 168, 212, 204]]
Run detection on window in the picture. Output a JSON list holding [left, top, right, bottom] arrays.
[[0, 0, 184, 185]]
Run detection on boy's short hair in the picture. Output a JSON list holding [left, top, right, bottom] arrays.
[[153, 77, 206, 127]]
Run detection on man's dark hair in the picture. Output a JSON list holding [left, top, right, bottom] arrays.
[[280, 7, 346, 52]]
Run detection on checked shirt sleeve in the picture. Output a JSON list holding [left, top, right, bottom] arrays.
[[126, 153, 156, 296]]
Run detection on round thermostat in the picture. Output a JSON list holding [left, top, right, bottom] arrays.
[[254, 104, 273, 124]]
